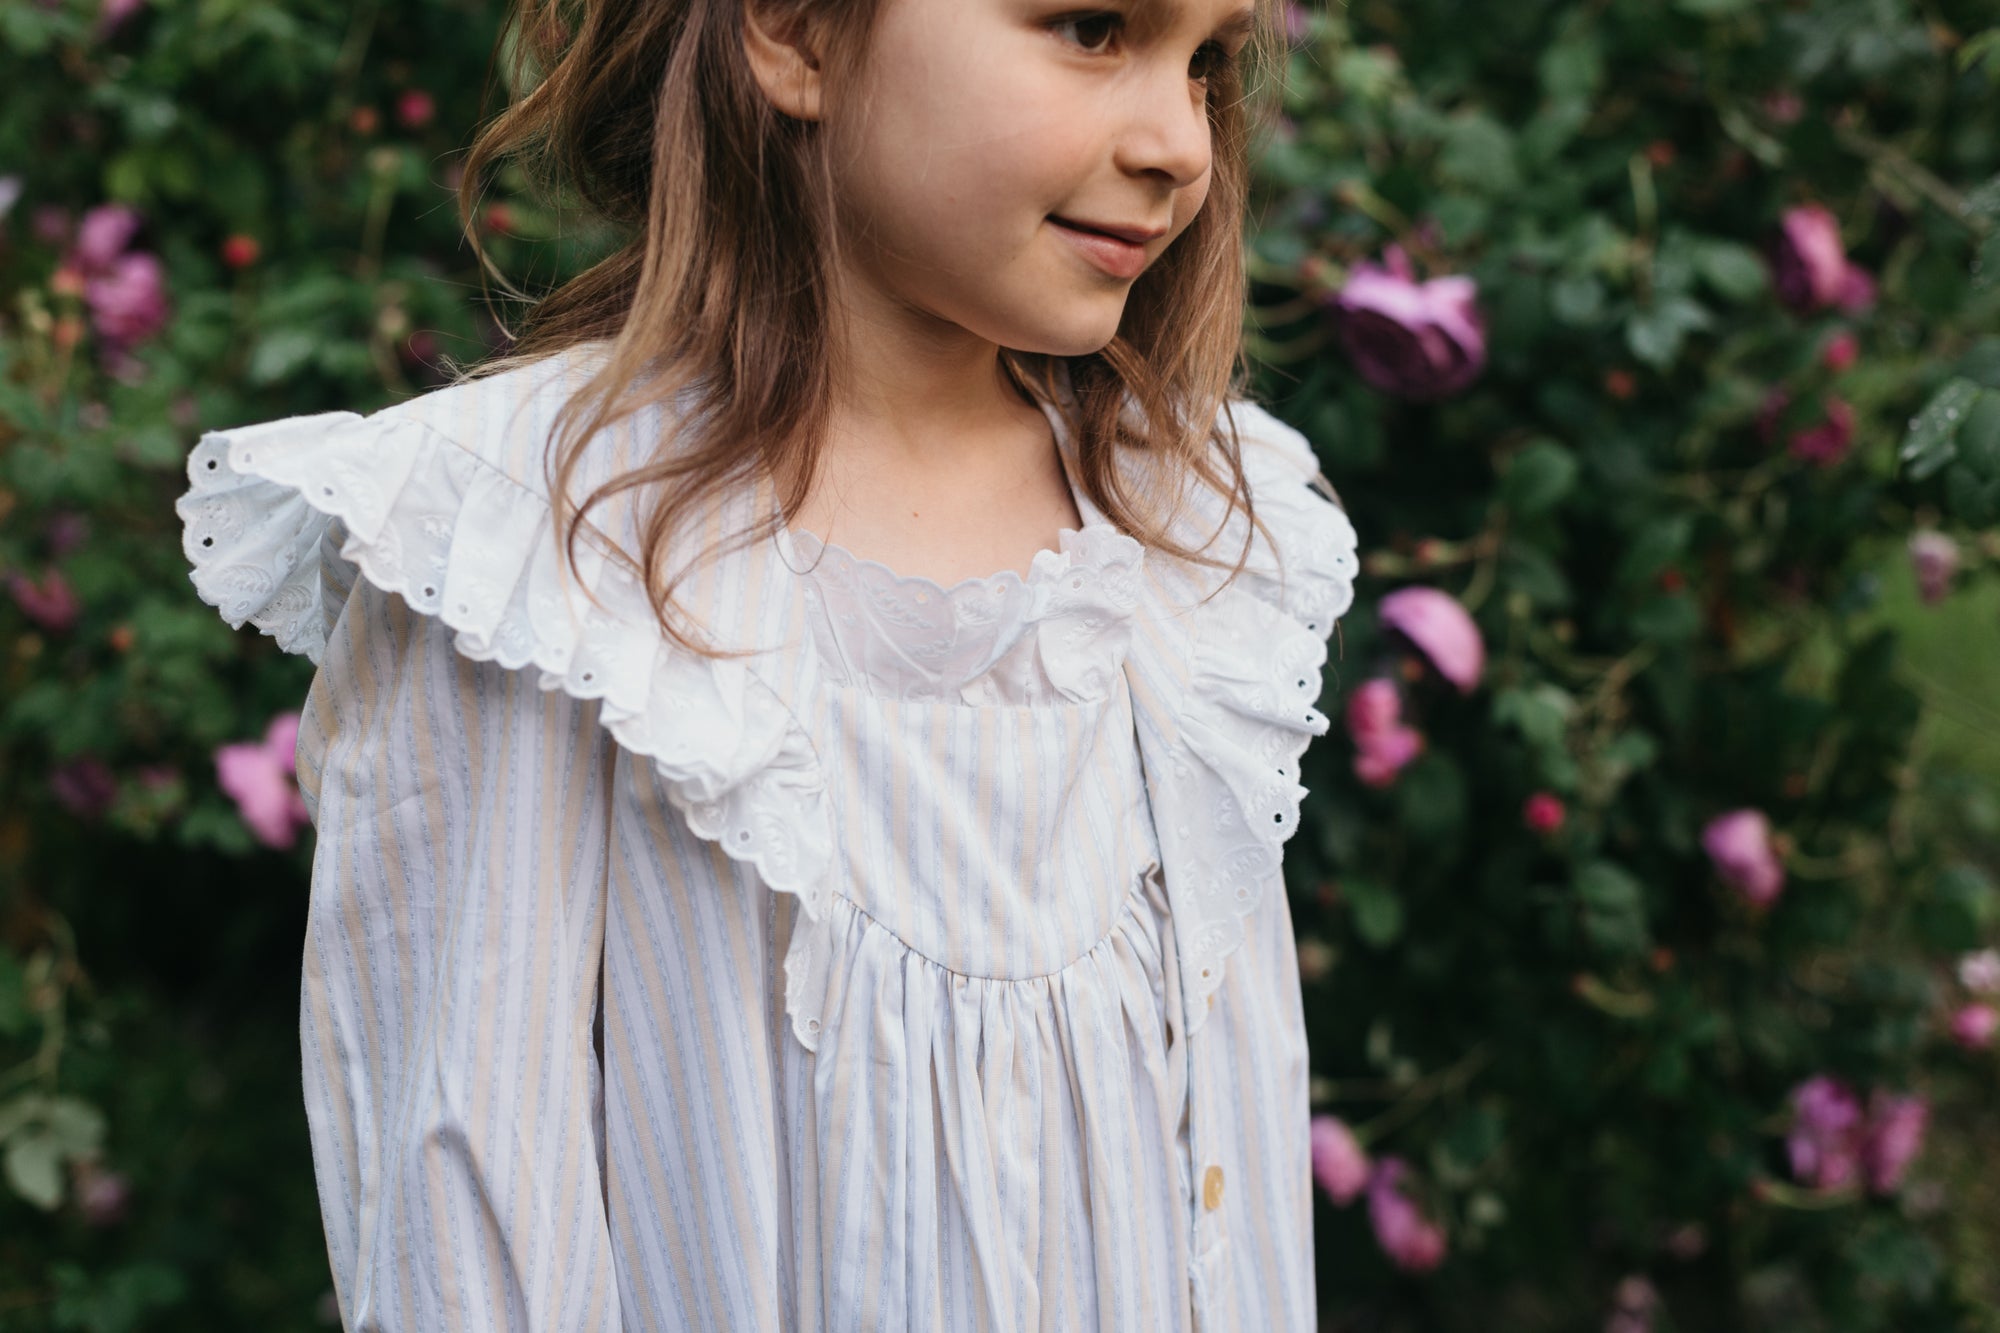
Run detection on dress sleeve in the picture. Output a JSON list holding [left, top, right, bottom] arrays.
[[296, 575, 623, 1332]]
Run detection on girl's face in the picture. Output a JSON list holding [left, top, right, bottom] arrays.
[[824, 0, 1256, 360]]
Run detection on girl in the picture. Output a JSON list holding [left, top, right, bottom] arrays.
[[176, 0, 1357, 1327]]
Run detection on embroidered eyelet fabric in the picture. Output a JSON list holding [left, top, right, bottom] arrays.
[[173, 344, 1357, 1332]]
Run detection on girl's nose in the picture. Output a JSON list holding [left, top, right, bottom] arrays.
[[1113, 63, 1213, 190]]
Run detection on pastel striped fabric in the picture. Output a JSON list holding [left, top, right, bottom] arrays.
[[181, 348, 1351, 1332]]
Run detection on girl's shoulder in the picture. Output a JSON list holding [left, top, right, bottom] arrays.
[[1169, 395, 1361, 646], [173, 341, 624, 665]]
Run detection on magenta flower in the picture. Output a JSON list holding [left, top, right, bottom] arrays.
[[83, 251, 169, 347], [1330, 246, 1487, 401], [1346, 678, 1424, 788], [1908, 531, 1959, 606], [1309, 1115, 1371, 1206], [7, 566, 79, 634], [75, 1161, 131, 1226], [1949, 1003, 1997, 1051], [50, 756, 118, 821], [71, 204, 141, 270], [1523, 792, 1566, 834], [215, 712, 310, 850], [1701, 809, 1785, 908], [1773, 206, 1846, 310], [1605, 1275, 1661, 1333], [396, 89, 436, 129], [1958, 948, 2000, 995], [1860, 1091, 1928, 1195], [1378, 586, 1485, 693], [1786, 396, 1855, 469], [97, 0, 146, 35], [1820, 330, 1859, 372], [1366, 1157, 1447, 1273], [1786, 1075, 1865, 1191]]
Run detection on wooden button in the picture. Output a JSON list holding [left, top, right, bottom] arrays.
[[1202, 1165, 1225, 1211]]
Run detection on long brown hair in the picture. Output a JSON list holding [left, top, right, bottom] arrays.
[[453, 0, 1290, 655]]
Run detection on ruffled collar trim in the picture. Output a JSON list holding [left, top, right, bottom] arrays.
[[176, 353, 1357, 1050]]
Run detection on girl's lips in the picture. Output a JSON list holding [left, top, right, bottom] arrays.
[[1049, 217, 1147, 280]]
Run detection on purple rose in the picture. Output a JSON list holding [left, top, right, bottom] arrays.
[[7, 566, 80, 634], [1701, 809, 1785, 907], [1786, 396, 1855, 469], [84, 250, 169, 347], [1366, 1157, 1447, 1272], [1605, 1275, 1661, 1333], [1787, 1074, 1864, 1191], [50, 756, 118, 821], [1331, 246, 1487, 401], [1908, 531, 1959, 606], [1949, 1003, 1997, 1051], [1772, 205, 1876, 315], [1345, 678, 1423, 788], [1309, 1115, 1371, 1206], [1860, 1090, 1927, 1195], [215, 711, 310, 849], [1378, 586, 1485, 693], [98, 0, 146, 34], [71, 203, 141, 271], [1959, 948, 2000, 995]]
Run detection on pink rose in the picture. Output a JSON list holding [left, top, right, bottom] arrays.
[[75, 1160, 131, 1226], [396, 89, 436, 129], [83, 250, 170, 347], [1367, 1157, 1447, 1272], [215, 711, 310, 850], [1701, 809, 1785, 907], [1820, 330, 1859, 373], [1378, 587, 1485, 693], [71, 203, 141, 271], [1605, 1275, 1661, 1333], [1787, 1075, 1864, 1191], [50, 755, 118, 821], [1860, 1090, 1927, 1195], [1958, 948, 2000, 995], [1346, 678, 1424, 788], [1908, 531, 1959, 606], [1330, 247, 1487, 401], [1787, 396, 1855, 468], [1772, 206, 1845, 311], [1524, 791, 1566, 834], [1309, 1115, 1371, 1206], [97, 0, 145, 35], [1949, 1003, 1997, 1051], [7, 566, 79, 634]]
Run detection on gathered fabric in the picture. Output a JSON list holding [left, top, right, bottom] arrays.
[[175, 345, 1358, 1332]]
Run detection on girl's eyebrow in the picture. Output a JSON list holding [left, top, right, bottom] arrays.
[[1133, 0, 1260, 42]]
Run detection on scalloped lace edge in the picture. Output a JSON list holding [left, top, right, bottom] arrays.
[[176, 413, 838, 1052]]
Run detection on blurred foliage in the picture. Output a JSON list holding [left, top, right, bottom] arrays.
[[0, 0, 1996, 1329]]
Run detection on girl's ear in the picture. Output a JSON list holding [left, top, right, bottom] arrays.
[[742, 0, 827, 121]]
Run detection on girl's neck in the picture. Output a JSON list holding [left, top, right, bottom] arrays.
[[787, 348, 1084, 587]]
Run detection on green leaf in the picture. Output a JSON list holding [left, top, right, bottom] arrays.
[[1575, 861, 1650, 956], [45, 1098, 106, 1157], [1899, 378, 1984, 481], [1625, 296, 1713, 370], [1438, 113, 1522, 196], [1494, 684, 1575, 750], [1958, 29, 2000, 74], [4, 1130, 64, 1210], [1958, 387, 2000, 479], [1675, 0, 1754, 12], [1976, 230, 2000, 297], [246, 328, 320, 387], [1694, 241, 1770, 302], [1343, 877, 1406, 949], [1501, 439, 1580, 515]]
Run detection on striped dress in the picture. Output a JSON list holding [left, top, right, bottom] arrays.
[[175, 346, 1359, 1332]]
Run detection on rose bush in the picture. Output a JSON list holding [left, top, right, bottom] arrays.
[[1, 0, 1997, 1327]]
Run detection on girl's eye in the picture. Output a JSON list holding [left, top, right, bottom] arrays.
[[1050, 12, 1122, 56], [1189, 41, 1234, 84]]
